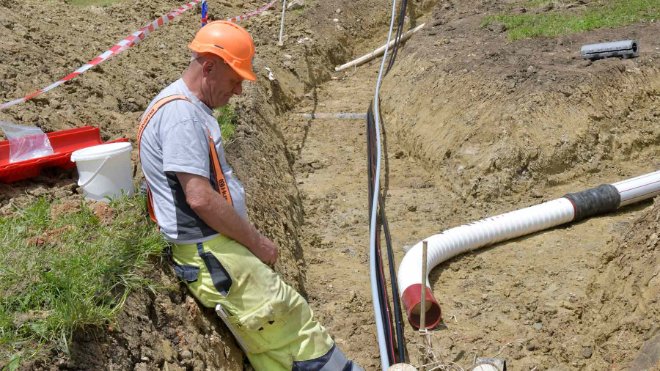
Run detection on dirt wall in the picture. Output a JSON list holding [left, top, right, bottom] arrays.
[[585, 199, 660, 369], [381, 21, 659, 205]]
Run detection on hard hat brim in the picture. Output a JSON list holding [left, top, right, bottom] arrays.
[[234, 67, 257, 81]]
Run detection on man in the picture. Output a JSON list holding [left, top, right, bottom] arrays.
[[138, 21, 362, 370]]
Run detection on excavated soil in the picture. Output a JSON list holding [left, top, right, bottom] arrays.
[[1, 0, 659, 370]]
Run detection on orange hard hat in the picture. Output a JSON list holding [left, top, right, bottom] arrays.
[[189, 21, 256, 81]]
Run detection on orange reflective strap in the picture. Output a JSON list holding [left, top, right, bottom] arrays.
[[136, 95, 233, 225], [146, 188, 157, 224], [137, 95, 188, 156], [137, 95, 188, 224], [207, 133, 233, 206]]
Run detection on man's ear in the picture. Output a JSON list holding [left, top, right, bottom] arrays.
[[202, 60, 214, 76]]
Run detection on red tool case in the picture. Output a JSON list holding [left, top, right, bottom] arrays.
[[0, 126, 129, 183]]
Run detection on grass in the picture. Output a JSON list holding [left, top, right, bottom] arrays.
[[216, 105, 238, 142], [0, 196, 165, 369], [482, 0, 660, 40]]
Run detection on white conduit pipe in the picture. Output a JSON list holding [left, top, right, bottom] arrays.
[[398, 170, 660, 329], [278, 0, 287, 46], [370, 0, 399, 368], [614, 171, 660, 206], [335, 23, 425, 72]]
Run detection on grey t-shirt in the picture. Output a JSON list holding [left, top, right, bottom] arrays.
[[140, 79, 248, 243]]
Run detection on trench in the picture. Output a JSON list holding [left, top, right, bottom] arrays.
[[273, 10, 659, 371], [281, 76, 659, 369]]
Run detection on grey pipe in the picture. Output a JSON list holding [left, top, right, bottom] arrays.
[[301, 113, 367, 120], [581, 40, 639, 60]]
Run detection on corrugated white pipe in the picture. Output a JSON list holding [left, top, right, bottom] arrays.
[[398, 198, 574, 328], [398, 170, 660, 329]]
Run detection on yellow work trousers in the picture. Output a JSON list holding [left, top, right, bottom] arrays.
[[170, 235, 335, 370]]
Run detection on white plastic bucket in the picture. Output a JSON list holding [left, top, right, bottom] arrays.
[[71, 142, 134, 202]]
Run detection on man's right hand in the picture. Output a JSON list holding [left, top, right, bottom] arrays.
[[254, 235, 278, 265]]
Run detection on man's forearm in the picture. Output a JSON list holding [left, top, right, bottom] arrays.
[[177, 173, 259, 250], [177, 172, 277, 264], [194, 191, 261, 252]]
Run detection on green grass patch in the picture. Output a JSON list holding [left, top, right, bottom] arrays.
[[0, 196, 164, 368], [483, 0, 660, 40], [215, 105, 238, 142]]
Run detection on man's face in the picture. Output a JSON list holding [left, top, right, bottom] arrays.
[[202, 56, 244, 108]]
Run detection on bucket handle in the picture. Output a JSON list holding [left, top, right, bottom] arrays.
[[77, 156, 110, 189]]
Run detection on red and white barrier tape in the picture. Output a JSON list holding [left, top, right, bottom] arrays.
[[0, 0, 277, 111]]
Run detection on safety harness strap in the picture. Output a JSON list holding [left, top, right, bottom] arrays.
[[207, 135, 234, 205], [137, 94, 233, 225]]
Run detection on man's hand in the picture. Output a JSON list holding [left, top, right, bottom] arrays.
[[254, 235, 278, 265]]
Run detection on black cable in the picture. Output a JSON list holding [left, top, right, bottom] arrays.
[[376, 97, 407, 363], [376, 228, 396, 362], [367, 103, 376, 210], [366, 103, 397, 365], [383, 6, 410, 362], [366, 0, 413, 355], [367, 101, 409, 364], [386, 0, 409, 74], [379, 5, 411, 360], [380, 194, 407, 362]]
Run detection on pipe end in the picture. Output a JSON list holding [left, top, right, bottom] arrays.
[[401, 284, 442, 330]]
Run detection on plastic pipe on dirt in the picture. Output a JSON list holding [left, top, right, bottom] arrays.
[[278, 0, 287, 46], [613, 171, 660, 206], [398, 170, 660, 329], [335, 23, 425, 72], [300, 112, 367, 120], [580, 40, 639, 60]]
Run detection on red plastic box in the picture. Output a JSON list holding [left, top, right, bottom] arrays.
[[0, 126, 129, 183]]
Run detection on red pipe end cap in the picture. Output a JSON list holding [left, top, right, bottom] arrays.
[[401, 284, 442, 330]]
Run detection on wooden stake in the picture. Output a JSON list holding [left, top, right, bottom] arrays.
[[418, 240, 437, 369], [420, 240, 428, 331]]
